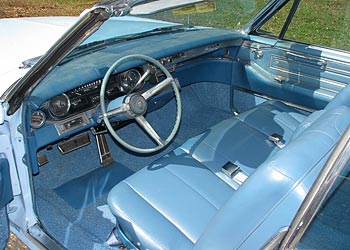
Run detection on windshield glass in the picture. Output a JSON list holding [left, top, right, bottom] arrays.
[[146, 0, 268, 29], [82, 0, 269, 45]]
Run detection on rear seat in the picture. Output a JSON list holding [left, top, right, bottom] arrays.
[[107, 84, 350, 250]]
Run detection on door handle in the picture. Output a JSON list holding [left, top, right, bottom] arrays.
[[274, 75, 288, 83]]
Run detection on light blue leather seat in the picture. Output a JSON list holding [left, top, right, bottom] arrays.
[[179, 100, 307, 188], [194, 105, 350, 250], [108, 148, 234, 249], [108, 85, 350, 250], [325, 83, 350, 110]]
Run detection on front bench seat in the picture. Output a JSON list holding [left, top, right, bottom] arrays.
[[178, 100, 308, 188], [108, 105, 350, 250], [108, 148, 234, 249]]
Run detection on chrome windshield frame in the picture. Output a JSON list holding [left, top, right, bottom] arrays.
[[3, 5, 113, 115]]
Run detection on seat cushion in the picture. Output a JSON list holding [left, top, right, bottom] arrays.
[[180, 100, 307, 188], [236, 100, 306, 141], [107, 148, 234, 250]]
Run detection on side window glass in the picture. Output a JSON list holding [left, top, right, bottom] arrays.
[[284, 0, 350, 51], [258, 0, 293, 36]]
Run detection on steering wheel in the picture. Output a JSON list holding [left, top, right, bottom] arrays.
[[99, 54, 182, 154]]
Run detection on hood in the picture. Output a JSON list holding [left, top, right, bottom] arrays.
[[0, 16, 78, 95]]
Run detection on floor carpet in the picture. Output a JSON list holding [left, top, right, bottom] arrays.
[[33, 82, 234, 249]]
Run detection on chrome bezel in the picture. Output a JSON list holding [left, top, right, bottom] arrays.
[[48, 93, 71, 117], [119, 68, 143, 93], [30, 110, 46, 129]]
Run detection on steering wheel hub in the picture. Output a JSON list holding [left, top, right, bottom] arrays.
[[129, 95, 147, 116]]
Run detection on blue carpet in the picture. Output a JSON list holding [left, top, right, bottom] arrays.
[[298, 175, 350, 250], [0, 206, 9, 250], [54, 163, 133, 209], [33, 82, 235, 249]]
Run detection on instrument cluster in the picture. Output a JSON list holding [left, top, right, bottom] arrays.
[[45, 68, 144, 120]]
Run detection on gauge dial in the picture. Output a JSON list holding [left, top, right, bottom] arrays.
[[30, 110, 46, 129], [48, 94, 71, 117], [119, 69, 142, 93]]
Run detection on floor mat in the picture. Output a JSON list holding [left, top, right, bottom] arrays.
[[54, 163, 133, 209], [298, 175, 350, 250], [34, 82, 234, 249]]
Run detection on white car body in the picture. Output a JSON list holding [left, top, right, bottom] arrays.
[[0, 17, 78, 95], [0, 16, 77, 249]]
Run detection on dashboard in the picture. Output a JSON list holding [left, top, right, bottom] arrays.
[[25, 27, 246, 174], [29, 31, 242, 140]]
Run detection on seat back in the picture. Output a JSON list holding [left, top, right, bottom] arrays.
[[325, 84, 350, 110], [194, 105, 350, 250]]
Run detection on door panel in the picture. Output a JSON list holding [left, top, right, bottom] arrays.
[[0, 158, 13, 249], [237, 37, 350, 110]]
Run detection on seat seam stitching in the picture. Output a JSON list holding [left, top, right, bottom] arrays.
[[260, 105, 300, 130], [123, 181, 196, 244], [235, 117, 279, 140], [112, 183, 167, 250], [164, 167, 221, 210]]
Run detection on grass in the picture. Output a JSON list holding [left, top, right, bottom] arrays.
[[150, 0, 270, 30], [259, 0, 350, 51], [286, 0, 350, 51], [0, 0, 97, 18], [1, 0, 349, 51]]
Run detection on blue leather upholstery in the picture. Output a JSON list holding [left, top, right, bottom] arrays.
[[108, 85, 350, 250], [0, 158, 12, 209], [108, 148, 234, 249], [194, 106, 350, 250], [0, 158, 12, 250], [325, 84, 350, 110], [179, 100, 306, 188]]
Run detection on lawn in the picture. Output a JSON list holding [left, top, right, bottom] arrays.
[[1, 0, 349, 51], [0, 0, 97, 18]]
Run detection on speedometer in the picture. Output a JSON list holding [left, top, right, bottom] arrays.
[[119, 69, 143, 93], [48, 94, 71, 117]]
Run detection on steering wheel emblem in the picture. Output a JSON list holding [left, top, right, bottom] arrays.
[[129, 95, 147, 116]]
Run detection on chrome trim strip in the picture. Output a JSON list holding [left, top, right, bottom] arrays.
[[270, 54, 348, 89], [242, 40, 350, 72], [262, 227, 289, 250], [232, 85, 316, 113], [28, 223, 66, 250]]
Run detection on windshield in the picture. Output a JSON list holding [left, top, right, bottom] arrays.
[[145, 0, 268, 29], [82, 0, 269, 45]]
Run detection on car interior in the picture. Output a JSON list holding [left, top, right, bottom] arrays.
[[22, 17, 350, 249]]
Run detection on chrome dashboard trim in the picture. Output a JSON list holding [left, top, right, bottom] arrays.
[[54, 112, 90, 135]]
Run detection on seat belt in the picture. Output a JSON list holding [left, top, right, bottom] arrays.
[[222, 162, 248, 186], [268, 133, 286, 149]]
